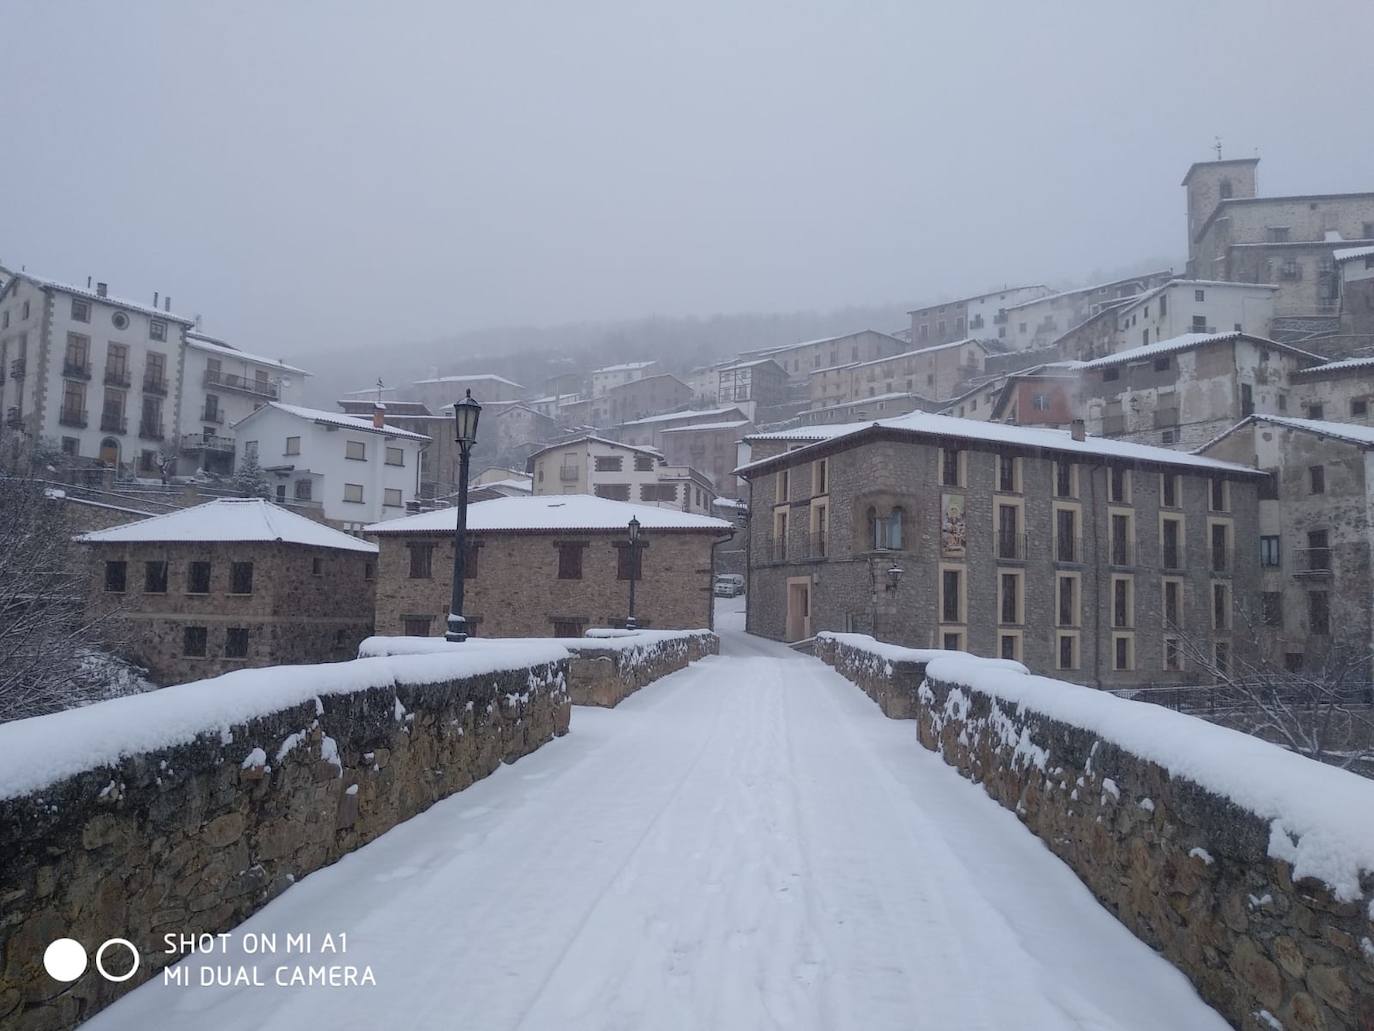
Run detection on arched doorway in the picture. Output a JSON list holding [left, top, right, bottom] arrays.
[[99, 437, 120, 467]]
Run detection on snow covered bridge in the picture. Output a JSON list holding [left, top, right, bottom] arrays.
[[82, 602, 1230, 1031]]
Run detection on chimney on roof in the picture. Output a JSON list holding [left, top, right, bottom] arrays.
[[153, 291, 159, 307], [96, 282, 107, 297], [372, 403, 386, 429], [1070, 418, 1086, 442], [166, 297, 173, 312], [86, 276, 92, 288]]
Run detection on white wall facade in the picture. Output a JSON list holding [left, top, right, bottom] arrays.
[[1111, 282, 1278, 351], [235, 406, 427, 528]]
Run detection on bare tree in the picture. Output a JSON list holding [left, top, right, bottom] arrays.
[[0, 475, 125, 722], [1168, 605, 1374, 773]]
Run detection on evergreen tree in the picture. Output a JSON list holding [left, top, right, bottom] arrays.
[[231, 451, 271, 499]]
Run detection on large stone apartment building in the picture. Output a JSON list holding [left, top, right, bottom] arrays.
[[810, 339, 992, 409], [738, 411, 1262, 689], [738, 330, 908, 385], [365, 495, 734, 638], [81, 498, 377, 685]]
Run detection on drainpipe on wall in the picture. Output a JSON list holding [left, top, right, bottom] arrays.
[[743, 480, 754, 634], [1090, 462, 1103, 689]]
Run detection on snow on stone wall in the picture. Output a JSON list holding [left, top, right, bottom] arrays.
[[818, 634, 1374, 1030], [0, 649, 571, 1029]]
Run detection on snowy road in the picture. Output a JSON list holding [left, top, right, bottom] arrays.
[[88, 600, 1226, 1031]]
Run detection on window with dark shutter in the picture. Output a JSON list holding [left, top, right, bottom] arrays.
[[230, 561, 254, 595], [408, 543, 434, 579], [225, 627, 250, 658], [557, 542, 584, 580], [187, 561, 212, 594], [144, 561, 168, 593], [104, 561, 127, 593]]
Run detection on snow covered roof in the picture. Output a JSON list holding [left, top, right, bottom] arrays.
[[186, 333, 311, 376], [593, 361, 656, 373], [714, 358, 784, 372], [238, 402, 431, 442], [739, 410, 1262, 477], [658, 420, 752, 433], [3, 271, 197, 325], [1203, 414, 1374, 452], [748, 329, 906, 358], [364, 495, 734, 535], [1001, 271, 1175, 312], [78, 498, 379, 552], [527, 434, 661, 460], [618, 406, 744, 426], [906, 284, 1050, 315], [809, 338, 991, 377], [413, 373, 525, 388], [1078, 332, 1322, 371], [1293, 355, 1374, 377], [1334, 245, 1374, 263]]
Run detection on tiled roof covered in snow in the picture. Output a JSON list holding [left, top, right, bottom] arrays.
[[1077, 332, 1322, 371], [240, 402, 431, 441], [364, 495, 734, 535], [78, 498, 378, 552]]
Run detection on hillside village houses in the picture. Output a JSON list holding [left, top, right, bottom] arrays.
[[1334, 244, 1374, 343], [365, 495, 734, 638], [528, 435, 716, 514], [595, 372, 692, 427], [591, 360, 656, 397], [232, 402, 430, 527], [737, 330, 908, 385], [738, 411, 1263, 689], [1078, 332, 1325, 450], [410, 373, 525, 413], [907, 284, 1051, 346], [810, 339, 993, 410], [81, 498, 377, 685]]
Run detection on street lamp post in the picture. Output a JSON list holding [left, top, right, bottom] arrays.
[[446, 390, 481, 643], [624, 516, 641, 630]]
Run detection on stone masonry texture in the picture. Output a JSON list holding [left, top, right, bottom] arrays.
[[0, 658, 571, 1030]]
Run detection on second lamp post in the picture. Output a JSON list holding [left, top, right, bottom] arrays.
[[446, 389, 481, 643], [624, 515, 641, 630]]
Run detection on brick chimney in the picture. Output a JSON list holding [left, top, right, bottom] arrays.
[[372, 403, 386, 429], [1070, 418, 1085, 442], [96, 282, 108, 298]]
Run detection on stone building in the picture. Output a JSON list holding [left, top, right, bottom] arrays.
[[907, 285, 1050, 346], [365, 495, 733, 638], [80, 498, 378, 685], [1108, 280, 1278, 351], [737, 330, 907, 385], [738, 411, 1262, 689], [791, 391, 942, 427], [809, 339, 993, 409], [528, 435, 715, 513], [1182, 156, 1374, 329], [1200, 415, 1374, 671], [590, 361, 656, 397], [658, 418, 753, 497], [1334, 244, 1374, 346], [598, 372, 692, 427], [989, 364, 1081, 428], [1078, 331, 1323, 450], [1289, 355, 1374, 425], [613, 406, 750, 448], [712, 358, 788, 421]]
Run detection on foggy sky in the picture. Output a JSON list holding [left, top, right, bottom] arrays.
[[3, 0, 1372, 363]]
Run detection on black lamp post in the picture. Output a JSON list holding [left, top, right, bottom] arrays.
[[446, 389, 481, 642], [624, 516, 641, 630]]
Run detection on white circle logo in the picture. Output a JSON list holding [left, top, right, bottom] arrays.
[[95, 939, 141, 983], [43, 938, 88, 982]]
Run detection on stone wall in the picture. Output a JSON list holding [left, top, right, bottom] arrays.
[[818, 638, 1374, 1031], [565, 630, 720, 707], [0, 653, 570, 1030]]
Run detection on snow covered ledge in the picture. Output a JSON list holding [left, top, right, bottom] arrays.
[[0, 643, 570, 1029], [359, 628, 720, 708], [820, 634, 1374, 1030]]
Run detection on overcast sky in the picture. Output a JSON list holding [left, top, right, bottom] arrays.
[[3, 0, 1372, 360]]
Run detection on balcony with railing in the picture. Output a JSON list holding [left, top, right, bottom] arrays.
[[996, 532, 1028, 561], [762, 536, 787, 564], [802, 532, 828, 560], [9, 358, 25, 379], [142, 375, 168, 396], [138, 419, 164, 441], [180, 431, 235, 453], [1161, 543, 1183, 571], [1293, 547, 1332, 577], [63, 360, 91, 381], [1055, 535, 1084, 564], [59, 407, 88, 428], [6, 407, 23, 428], [99, 411, 128, 434], [104, 366, 132, 388], [204, 369, 279, 400], [1108, 538, 1135, 567], [1210, 545, 1233, 574]]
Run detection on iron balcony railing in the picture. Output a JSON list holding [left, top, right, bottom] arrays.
[[59, 408, 88, 428], [99, 412, 128, 434], [762, 536, 787, 564], [138, 420, 164, 441], [142, 375, 168, 396], [9, 358, 25, 379], [6, 407, 24, 427], [1210, 545, 1234, 574], [63, 360, 91, 380], [996, 532, 1028, 561], [1293, 546, 1332, 576], [200, 407, 224, 424], [1055, 535, 1084, 563], [104, 367, 132, 388], [180, 431, 234, 453], [1161, 543, 1183, 570], [1109, 538, 1136, 566], [803, 532, 828, 559], [204, 369, 279, 399]]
